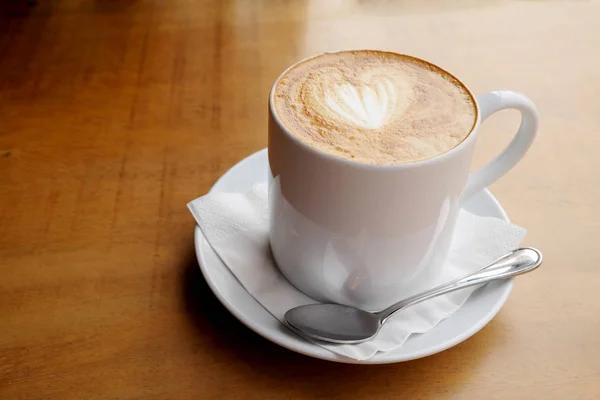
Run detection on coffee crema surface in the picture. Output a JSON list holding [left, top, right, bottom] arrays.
[[273, 51, 477, 164]]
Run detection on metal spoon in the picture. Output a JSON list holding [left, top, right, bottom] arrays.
[[285, 247, 542, 344]]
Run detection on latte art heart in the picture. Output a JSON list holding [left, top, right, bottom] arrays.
[[323, 79, 397, 129], [309, 74, 414, 130], [274, 51, 476, 164]]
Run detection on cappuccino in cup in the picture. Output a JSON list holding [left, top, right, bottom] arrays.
[[273, 51, 476, 165], [268, 50, 538, 310]]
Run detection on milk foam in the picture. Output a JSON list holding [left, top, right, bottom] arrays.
[[274, 51, 476, 164], [324, 79, 399, 129]]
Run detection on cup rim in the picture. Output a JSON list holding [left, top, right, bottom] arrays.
[[269, 49, 481, 170]]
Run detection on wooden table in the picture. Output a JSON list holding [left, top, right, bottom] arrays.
[[1, 1, 598, 398]]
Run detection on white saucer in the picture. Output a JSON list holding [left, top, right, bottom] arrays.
[[193, 149, 514, 364]]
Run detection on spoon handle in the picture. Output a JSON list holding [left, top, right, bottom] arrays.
[[376, 247, 542, 323]]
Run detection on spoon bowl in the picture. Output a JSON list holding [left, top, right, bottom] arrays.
[[285, 303, 381, 344]]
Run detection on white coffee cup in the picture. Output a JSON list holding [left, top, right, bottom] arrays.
[[267, 53, 538, 311]]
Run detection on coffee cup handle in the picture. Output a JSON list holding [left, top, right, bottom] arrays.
[[460, 90, 539, 203]]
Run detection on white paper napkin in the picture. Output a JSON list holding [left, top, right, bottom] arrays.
[[188, 183, 526, 360]]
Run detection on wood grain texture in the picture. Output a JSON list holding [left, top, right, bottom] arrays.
[[1, 1, 598, 398]]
